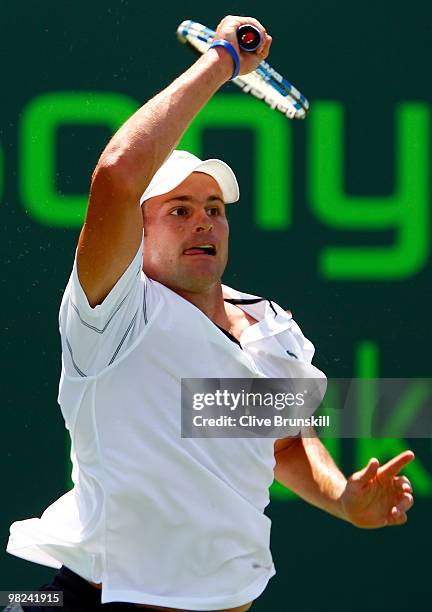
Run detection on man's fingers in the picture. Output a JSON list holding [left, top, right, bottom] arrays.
[[258, 35, 272, 59], [236, 17, 270, 56], [397, 492, 414, 512], [351, 457, 380, 484], [387, 509, 408, 526], [378, 451, 415, 481], [215, 15, 271, 71], [235, 16, 266, 33], [393, 475, 413, 494], [386, 489, 414, 526], [219, 15, 266, 40]]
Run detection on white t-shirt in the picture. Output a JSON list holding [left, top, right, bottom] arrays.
[[7, 234, 325, 610]]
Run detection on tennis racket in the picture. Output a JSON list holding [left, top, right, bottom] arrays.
[[177, 20, 309, 120]]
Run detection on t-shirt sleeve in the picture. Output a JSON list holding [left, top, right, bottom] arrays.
[[59, 234, 151, 377]]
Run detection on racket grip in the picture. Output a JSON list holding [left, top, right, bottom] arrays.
[[236, 25, 262, 52]]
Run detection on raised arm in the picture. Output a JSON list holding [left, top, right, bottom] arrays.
[[77, 16, 272, 307]]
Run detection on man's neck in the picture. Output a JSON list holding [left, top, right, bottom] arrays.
[[173, 283, 231, 329]]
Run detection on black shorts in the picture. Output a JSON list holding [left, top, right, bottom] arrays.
[[3, 566, 163, 611]]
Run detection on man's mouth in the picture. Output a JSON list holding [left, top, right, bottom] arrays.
[[183, 244, 217, 256]]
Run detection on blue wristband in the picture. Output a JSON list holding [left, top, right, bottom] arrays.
[[209, 39, 240, 80]]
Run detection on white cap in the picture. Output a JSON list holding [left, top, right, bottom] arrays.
[[140, 150, 240, 205]]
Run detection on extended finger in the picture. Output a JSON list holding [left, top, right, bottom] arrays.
[[378, 451, 415, 481], [351, 457, 380, 484]]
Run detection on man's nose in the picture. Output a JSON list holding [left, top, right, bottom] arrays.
[[195, 222, 213, 232], [194, 212, 213, 232]]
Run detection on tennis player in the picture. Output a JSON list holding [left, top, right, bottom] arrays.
[[6, 15, 414, 612]]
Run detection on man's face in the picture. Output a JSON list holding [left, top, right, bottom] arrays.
[[142, 172, 229, 294]]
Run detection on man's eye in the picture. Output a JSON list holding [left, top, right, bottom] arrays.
[[208, 207, 220, 216], [170, 207, 188, 216]]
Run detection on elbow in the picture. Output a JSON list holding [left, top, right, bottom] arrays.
[[92, 136, 158, 203], [91, 158, 142, 205]]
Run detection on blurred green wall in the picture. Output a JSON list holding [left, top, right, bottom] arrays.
[[1, 1, 431, 610]]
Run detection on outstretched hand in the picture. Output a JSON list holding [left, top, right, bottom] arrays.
[[341, 450, 415, 528]]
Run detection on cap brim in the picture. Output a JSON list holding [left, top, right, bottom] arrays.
[[140, 158, 239, 205], [195, 159, 240, 204]]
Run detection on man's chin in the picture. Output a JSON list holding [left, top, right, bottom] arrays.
[[145, 259, 226, 294], [162, 269, 222, 295]]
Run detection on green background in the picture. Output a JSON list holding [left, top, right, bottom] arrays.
[[1, 1, 431, 609]]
